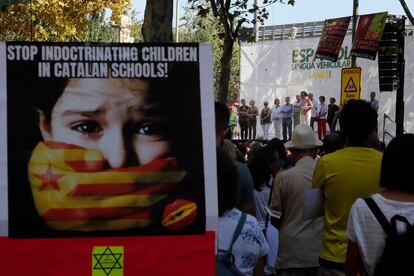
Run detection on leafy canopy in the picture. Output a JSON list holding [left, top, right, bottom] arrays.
[[188, 0, 295, 103], [180, 3, 240, 99], [0, 0, 131, 41]]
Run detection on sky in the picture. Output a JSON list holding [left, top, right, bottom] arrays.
[[131, 0, 407, 26]]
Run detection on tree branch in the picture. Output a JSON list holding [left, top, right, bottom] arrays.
[[399, 0, 414, 25], [225, 0, 231, 10], [225, 8, 235, 36], [216, 0, 232, 35], [233, 18, 246, 40], [218, 0, 226, 10], [209, 0, 219, 17]]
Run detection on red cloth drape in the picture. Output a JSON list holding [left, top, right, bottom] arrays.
[[0, 231, 215, 276]]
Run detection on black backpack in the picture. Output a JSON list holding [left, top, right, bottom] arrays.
[[364, 197, 414, 276], [217, 213, 247, 276]]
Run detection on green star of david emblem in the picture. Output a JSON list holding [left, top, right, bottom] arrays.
[[92, 246, 124, 276]]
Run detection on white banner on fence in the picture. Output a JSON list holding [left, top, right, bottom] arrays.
[[240, 35, 414, 141]]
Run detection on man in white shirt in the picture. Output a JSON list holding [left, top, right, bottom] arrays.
[[271, 98, 282, 139], [317, 96, 328, 140], [270, 124, 323, 276], [281, 97, 294, 142]]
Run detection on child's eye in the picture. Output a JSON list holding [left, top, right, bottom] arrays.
[[71, 121, 103, 134], [134, 122, 165, 137]]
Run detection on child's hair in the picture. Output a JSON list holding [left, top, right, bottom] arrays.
[[216, 147, 239, 216]]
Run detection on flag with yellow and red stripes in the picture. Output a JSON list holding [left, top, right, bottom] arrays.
[[28, 141, 187, 231]]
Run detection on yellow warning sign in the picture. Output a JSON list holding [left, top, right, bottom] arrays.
[[92, 246, 124, 276], [341, 67, 361, 105], [344, 78, 357, 92]]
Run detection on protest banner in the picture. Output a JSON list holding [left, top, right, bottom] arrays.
[[1, 42, 217, 238], [350, 12, 388, 60], [315, 16, 351, 62]]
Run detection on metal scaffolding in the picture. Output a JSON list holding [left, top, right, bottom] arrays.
[[249, 19, 414, 41]]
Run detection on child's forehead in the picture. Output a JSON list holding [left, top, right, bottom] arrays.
[[54, 78, 153, 112], [65, 78, 149, 95]]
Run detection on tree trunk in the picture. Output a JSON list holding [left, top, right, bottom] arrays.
[[142, 0, 173, 42], [217, 34, 234, 104], [399, 0, 414, 26]]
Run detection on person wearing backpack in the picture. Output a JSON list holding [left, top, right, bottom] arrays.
[[345, 134, 414, 276], [216, 148, 269, 276]]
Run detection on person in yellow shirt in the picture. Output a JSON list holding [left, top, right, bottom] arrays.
[[312, 100, 382, 276]]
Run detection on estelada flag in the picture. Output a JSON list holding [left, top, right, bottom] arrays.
[[350, 12, 388, 60], [28, 141, 187, 231], [315, 16, 351, 62]]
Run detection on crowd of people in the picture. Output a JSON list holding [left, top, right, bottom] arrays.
[[215, 98, 412, 276], [229, 91, 381, 143]]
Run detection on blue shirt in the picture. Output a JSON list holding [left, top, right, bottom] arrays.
[[280, 104, 293, 118]]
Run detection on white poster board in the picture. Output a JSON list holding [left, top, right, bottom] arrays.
[[0, 42, 217, 237]]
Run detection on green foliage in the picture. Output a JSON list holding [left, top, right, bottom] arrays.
[[129, 10, 144, 42], [80, 9, 144, 43], [0, 0, 131, 41], [179, 4, 240, 99], [187, 0, 295, 103], [188, 0, 294, 29], [78, 9, 112, 42]]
